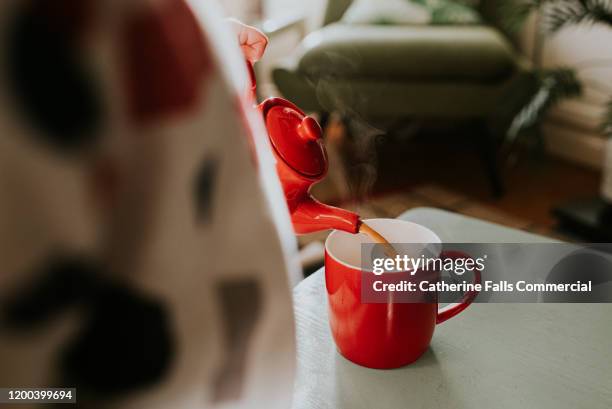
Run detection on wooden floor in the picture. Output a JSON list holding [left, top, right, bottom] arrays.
[[318, 119, 601, 234]]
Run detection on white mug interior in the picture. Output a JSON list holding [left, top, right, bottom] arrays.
[[325, 218, 442, 271]]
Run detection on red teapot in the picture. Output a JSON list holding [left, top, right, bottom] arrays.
[[247, 63, 360, 235]]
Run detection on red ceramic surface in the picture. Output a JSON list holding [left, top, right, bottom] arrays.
[[247, 62, 359, 234], [265, 103, 326, 177], [325, 219, 480, 369]]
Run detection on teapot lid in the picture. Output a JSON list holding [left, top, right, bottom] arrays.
[[262, 98, 327, 178]]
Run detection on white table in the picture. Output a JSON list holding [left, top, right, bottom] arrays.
[[292, 208, 612, 409]]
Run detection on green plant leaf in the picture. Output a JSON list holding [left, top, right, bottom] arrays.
[[541, 0, 612, 33], [507, 68, 582, 140], [497, 0, 612, 34]]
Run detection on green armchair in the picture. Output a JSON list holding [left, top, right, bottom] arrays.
[[272, 0, 535, 196]]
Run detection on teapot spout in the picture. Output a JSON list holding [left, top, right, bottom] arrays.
[[291, 196, 360, 234]]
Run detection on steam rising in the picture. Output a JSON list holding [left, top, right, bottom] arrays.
[[308, 50, 385, 202]]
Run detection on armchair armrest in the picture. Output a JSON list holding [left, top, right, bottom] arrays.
[[259, 13, 306, 38]]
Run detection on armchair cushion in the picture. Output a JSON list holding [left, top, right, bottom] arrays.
[[297, 23, 516, 83], [340, 0, 431, 25]]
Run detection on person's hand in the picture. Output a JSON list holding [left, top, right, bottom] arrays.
[[227, 18, 268, 63]]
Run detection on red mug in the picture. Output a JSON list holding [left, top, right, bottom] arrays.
[[324, 218, 480, 369]]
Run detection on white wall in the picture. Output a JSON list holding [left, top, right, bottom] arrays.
[[264, 0, 327, 30], [217, 0, 327, 30], [521, 15, 612, 169], [217, 0, 263, 22]]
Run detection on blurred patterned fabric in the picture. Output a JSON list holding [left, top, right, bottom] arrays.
[[0, 0, 297, 408]]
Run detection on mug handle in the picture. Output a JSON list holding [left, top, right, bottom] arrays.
[[436, 250, 481, 324]]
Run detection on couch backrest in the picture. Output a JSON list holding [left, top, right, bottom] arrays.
[[322, 0, 516, 34], [478, 0, 518, 41]]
